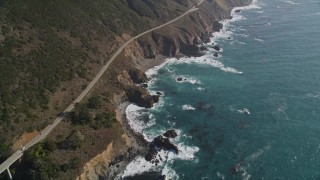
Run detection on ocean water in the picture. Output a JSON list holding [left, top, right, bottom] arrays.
[[122, 0, 320, 179]]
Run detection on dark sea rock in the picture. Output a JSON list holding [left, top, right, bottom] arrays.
[[197, 102, 214, 111], [140, 83, 148, 88], [156, 91, 162, 96], [152, 95, 160, 103], [200, 46, 208, 51], [176, 77, 183, 81], [212, 21, 223, 32], [213, 52, 219, 57], [128, 68, 148, 84], [145, 135, 179, 162], [163, 129, 178, 138], [180, 44, 204, 57], [145, 145, 158, 161], [235, 9, 241, 13], [201, 32, 212, 43], [123, 171, 163, 180], [197, 102, 206, 110], [212, 45, 221, 51], [153, 135, 178, 154], [126, 87, 158, 108]]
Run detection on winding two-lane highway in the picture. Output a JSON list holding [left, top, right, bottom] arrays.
[[0, 0, 204, 177]]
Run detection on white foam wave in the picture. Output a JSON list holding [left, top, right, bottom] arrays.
[[254, 38, 264, 42], [197, 87, 205, 91], [162, 161, 179, 180], [182, 104, 196, 111], [123, 0, 260, 178], [175, 75, 201, 85], [284, 0, 300, 5], [167, 120, 176, 126], [122, 137, 199, 179], [306, 92, 320, 99], [233, 145, 271, 180], [210, 0, 261, 47], [126, 104, 165, 141], [173, 56, 243, 74], [237, 108, 251, 115], [126, 104, 148, 134], [121, 155, 163, 178], [145, 61, 168, 78], [232, 0, 261, 15], [217, 172, 226, 180], [162, 144, 199, 179]]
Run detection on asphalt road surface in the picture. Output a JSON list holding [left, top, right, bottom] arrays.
[[0, 0, 204, 175]]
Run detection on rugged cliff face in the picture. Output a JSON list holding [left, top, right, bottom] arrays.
[[121, 0, 252, 107], [78, 0, 253, 179], [0, 0, 252, 179], [128, 0, 252, 59]]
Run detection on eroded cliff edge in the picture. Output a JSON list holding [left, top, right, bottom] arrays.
[[79, 0, 252, 179], [118, 0, 252, 108]]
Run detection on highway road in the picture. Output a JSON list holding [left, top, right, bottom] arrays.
[[0, 0, 204, 177]]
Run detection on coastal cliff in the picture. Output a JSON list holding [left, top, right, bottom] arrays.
[[73, 0, 253, 178], [0, 0, 251, 179], [95, 0, 253, 179], [119, 0, 252, 108]]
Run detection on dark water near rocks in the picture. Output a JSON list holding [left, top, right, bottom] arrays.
[[122, 0, 320, 179]]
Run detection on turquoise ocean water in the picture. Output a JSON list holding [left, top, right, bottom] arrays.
[[122, 0, 320, 179]]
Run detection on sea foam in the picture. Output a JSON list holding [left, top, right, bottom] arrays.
[[182, 104, 196, 111], [123, 0, 261, 178]]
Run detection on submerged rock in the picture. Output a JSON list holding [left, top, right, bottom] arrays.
[[212, 45, 221, 51], [153, 135, 178, 154], [145, 135, 179, 162], [126, 86, 159, 108], [176, 77, 183, 81], [152, 95, 160, 104], [213, 52, 219, 57], [163, 129, 178, 138]]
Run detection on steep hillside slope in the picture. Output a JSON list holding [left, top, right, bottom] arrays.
[[0, 0, 195, 156], [0, 0, 251, 179]]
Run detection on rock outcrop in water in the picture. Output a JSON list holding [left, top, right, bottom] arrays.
[[163, 129, 178, 138], [145, 130, 179, 163], [126, 86, 160, 108], [128, 68, 148, 84], [112, 0, 253, 179]]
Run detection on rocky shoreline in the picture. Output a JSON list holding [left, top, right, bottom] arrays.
[[103, 0, 253, 179], [104, 102, 149, 179]]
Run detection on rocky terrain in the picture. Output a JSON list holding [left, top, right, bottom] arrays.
[[0, 0, 252, 179]]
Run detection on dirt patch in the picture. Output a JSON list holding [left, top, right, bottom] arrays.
[[12, 131, 39, 151]]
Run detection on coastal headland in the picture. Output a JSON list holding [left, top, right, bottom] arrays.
[[0, 0, 252, 179]]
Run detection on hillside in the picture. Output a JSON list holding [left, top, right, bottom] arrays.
[[0, 0, 251, 179], [0, 0, 194, 155]]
